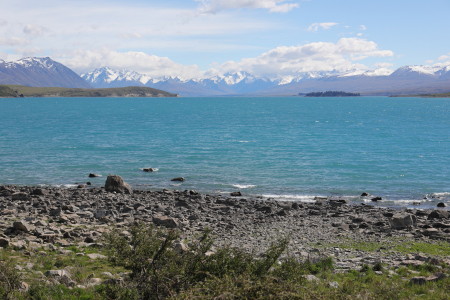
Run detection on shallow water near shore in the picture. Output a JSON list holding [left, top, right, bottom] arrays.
[[1, 96, 449, 209]]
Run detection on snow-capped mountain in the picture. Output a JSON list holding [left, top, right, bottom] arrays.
[[81, 67, 153, 88], [2, 57, 449, 96], [0, 57, 91, 88], [82, 64, 450, 96]]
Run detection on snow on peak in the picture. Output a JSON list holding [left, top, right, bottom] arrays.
[[15, 57, 56, 69], [393, 65, 439, 76], [340, 68, 394, 77], [220, 71, 255, 85], [82, 67, 154, 85]]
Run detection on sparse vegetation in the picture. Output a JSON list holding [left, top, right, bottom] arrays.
[[0, 223, 449, 299]]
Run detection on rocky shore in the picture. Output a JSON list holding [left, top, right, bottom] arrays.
[[1, 176, 449, 273]]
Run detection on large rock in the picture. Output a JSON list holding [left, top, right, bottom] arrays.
[[11, 192, 29, 201], [13, 220, 35, 233], [389, 213, 417, 229], [104, 175, 132, 194], [428, 210, 449, 220]]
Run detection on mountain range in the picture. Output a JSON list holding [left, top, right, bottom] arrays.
[[0, 57, 90, 88], [1, 57, 450, 96], [81, 65, 450, 96]]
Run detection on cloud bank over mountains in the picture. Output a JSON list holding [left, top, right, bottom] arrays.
[[60, 37, 395, 81]]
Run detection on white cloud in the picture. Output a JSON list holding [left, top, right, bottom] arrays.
[[0, 37, 28, 46], [215, 38, 394, 78], [438, 54, 449, 61], [118, 32, 142, 39], [60, 49, 203, 79], [23, 24, 47, 36], [307, 22, 338, 32], [375, 62, 394, 68], [359, 25, 367, 31], [197, 0, 299, 13]]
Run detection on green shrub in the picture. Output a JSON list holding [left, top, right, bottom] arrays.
[[0, 260, 22, 299], [104, 223, 295, 299]]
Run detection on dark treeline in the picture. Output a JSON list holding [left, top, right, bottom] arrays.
[[304, 91, 361, 97]]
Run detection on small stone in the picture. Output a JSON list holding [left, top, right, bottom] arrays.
[[143, 168, 156, 172], [230, 191, 242, 197], [437, 202, 446, 208], [87, 253, 107, 260], [88, 173, 101, 178], [153, 215, 179, 228], [303, 274, 320, 282], [45, 269, 70, 277], [49, 208, 62, 217], [361, 192, 370, 197], [328, 281, 339, 288], [0, 238, 9, 248], [20, 282, 30, 292], [410, 277, 426, 285], [171, 177, 185, 182], [371, 196, 382, 202], [87, 278, 103, 286], [12, 192, 29, 201]]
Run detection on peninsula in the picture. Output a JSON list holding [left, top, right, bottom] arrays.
[[0, 85, 177, 98]]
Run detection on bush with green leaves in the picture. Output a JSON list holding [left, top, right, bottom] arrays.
[[105, 224, 308, 299], [0, 260, 23, 300]]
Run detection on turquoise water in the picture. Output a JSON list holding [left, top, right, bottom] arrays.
[[1, 96, 449, 208]]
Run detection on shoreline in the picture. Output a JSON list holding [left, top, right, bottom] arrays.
[[1, 182, 449, 272], [4, 180, 449, 211]]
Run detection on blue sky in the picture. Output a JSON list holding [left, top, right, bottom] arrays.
[[1, 0, 449, 79]]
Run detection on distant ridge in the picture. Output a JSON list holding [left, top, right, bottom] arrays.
[[0, 85, 177, 98], [1, 56, 450, 96], [0, 57, 91, 88], [82, 65, 450, 96]]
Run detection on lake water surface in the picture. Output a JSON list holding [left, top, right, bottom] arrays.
[[1, 96, 449, 208]]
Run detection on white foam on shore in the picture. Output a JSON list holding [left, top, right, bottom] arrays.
[[232, 184, 256, 189], [58, 184, 78, 188], [429, 192, 450, 197], [262, 194, 316, 202]]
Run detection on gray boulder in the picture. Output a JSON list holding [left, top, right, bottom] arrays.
[[389, 213, 417, 229], [428, 210, 449, 220], [13, 220, 35, 233], [105, 175, 133, 194]]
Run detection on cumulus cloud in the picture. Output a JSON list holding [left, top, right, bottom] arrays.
[[307, 22, 338, 32], [197, 0, 299, 13], [61, 49, 203, 79], [215, 38, 394, 78]]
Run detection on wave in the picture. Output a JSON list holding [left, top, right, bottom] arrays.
[[232, 184, 257, 189], [261, 194, 316, 202], [428, 192, 450, 198]]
